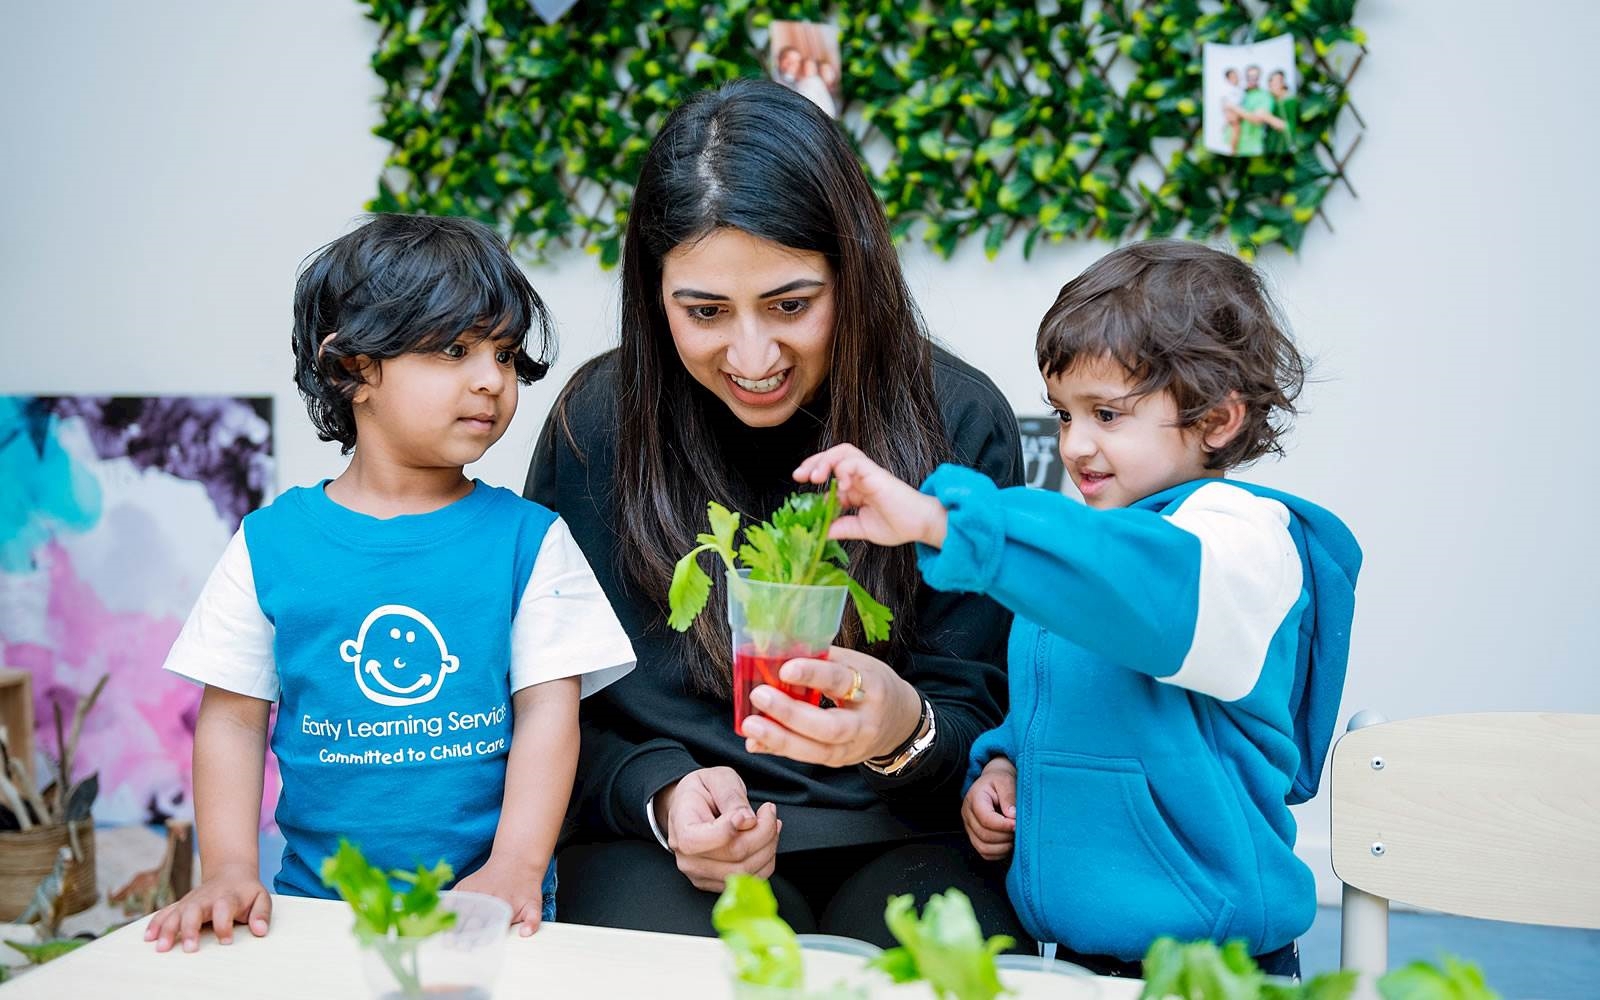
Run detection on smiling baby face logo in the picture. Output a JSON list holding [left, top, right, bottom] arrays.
[[341, 605, 460, 707]]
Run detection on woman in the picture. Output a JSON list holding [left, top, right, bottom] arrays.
[[525, 79, 1025, 945], [1264, 70, 1298, 155]]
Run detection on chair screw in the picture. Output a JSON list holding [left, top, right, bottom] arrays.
[[1370, 756, 1385, 771], [1371, 841, 1386, 857]]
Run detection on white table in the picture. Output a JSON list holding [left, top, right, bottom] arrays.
[[4, 895, 1136, 999]]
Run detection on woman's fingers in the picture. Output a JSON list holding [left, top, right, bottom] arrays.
[[776, 657, 857, 703]]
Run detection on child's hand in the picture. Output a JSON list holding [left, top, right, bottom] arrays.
[[793, 444, 948, 548], [145, 864, 271, 953], [962, 757, 1017, 862], [454, 858, 550, 936]]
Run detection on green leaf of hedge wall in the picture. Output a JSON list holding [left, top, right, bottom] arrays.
[[363, 0, 1365, 266]]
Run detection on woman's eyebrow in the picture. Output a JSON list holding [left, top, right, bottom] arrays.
[[758, 278, 825, 298], [669, 278, 825, 302]]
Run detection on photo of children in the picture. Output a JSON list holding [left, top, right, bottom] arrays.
[[769, 20, 843, 118], [1202, 34, 1298, 156]]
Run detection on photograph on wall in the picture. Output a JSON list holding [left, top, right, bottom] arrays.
[[769, 20, 844, 118], [0, 395, 277, 829], [1202, 34, 1299, 157]]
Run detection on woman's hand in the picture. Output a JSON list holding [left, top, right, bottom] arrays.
[[455, 856, 550, 936], [793, 444, 948, 549], [656, 767, 781, 892], [741, 646, 924, 768], [962, 757, 1017, 861], [145, 864, 271, 953]]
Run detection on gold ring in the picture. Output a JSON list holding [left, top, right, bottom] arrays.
[[842, 667, 864, 703]]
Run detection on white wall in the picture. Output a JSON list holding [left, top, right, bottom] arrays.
[[5, 2, 1597, 901]]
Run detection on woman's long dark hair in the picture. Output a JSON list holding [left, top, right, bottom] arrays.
[[565, 78, 947, 695]]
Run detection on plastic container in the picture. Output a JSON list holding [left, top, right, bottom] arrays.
[[360, 890, 512, 1000], [726, 570, 848, 736]]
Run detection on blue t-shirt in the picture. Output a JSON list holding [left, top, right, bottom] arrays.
[[165, 481, 635, 900]]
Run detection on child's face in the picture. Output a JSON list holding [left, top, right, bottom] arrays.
[[1044, 355, 1217, 509], [350, 334, 518, 469]]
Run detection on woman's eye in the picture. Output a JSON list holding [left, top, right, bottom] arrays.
[[687, 305, 722, 323], [773, 298, 809, 316], [442, 343, 468, 359]]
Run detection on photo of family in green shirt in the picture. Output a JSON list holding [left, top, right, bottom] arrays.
[[1203, 34, 1299, 157]]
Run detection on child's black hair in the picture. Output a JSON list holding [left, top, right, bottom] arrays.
[[1035, 239, 1306, 470], [291, 213, 553, 452]]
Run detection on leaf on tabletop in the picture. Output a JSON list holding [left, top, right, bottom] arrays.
[[712, 874, 803, 989]]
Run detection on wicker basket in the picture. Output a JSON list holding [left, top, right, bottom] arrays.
[[0, 820, 97, 921]]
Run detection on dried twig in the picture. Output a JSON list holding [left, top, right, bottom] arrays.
[[51, 701, 66, 821], [10, 755, 50, 826], [0, 764, 33, 830]]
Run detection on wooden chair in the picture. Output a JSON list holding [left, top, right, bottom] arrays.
[[1329, 711, 1600, 981]]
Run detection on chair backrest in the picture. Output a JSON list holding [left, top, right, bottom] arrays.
[[1330, 712, 1600, 929]]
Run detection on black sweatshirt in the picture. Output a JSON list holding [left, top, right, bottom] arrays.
[[525, 346, 1024, 852]]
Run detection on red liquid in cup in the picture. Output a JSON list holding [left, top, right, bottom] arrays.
[[733, 647, 826, 736]]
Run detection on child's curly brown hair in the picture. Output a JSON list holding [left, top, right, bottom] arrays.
[[1035, 239, 1306, 470]]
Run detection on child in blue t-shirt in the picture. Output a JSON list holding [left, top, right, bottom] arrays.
[[148, 214, 635, 953], [792, 240, 1360, 977]]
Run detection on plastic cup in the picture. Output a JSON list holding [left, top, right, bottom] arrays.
[[726, 569, 849, 736], [794, 934, 883, 960], [995, 951, 1101, 996], [360, 890, 512, 1000]]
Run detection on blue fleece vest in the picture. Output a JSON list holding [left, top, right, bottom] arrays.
[[243, 482, 556, 897]]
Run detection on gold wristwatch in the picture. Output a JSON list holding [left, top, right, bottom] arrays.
[[863, 697, 936, 776]]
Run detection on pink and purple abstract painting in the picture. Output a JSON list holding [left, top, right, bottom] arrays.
[[0, 396, 279, 828]]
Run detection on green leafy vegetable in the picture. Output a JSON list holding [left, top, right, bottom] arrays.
[[1138, 937, 1493, 1000], [1378, 957, 1498, 1000], [870, 890, 1014, 1000], [713, 873, 804, 989], [320, 838, 458, 998], [668, 482, 894, 644]]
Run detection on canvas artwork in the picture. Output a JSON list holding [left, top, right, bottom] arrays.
[[0, 396, 277, 828]]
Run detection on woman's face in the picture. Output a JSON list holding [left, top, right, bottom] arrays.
[[661, 227, 835, 429], [1269, 73, 1288, 97]]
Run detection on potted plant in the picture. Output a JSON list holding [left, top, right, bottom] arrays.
[[1136, 937, 1498, 1000], [0, 673, 107, 924], [869, 889, 1013, 1000], [321, 839, 512, 1000], [713, 874, 873, 1000], [669, 483, 893, 735]]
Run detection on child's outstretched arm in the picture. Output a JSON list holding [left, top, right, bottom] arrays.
[[146, 686, 272, 952], [801, 448, 1304, 703], [455, 676, 580, 935], [793, 444, 950, 548]]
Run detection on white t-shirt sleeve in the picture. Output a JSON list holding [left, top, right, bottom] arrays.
[[162, 528, 279, 701], [510, 518, 636, 697]]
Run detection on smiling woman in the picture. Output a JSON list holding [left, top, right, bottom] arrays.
[[524, 79, 1028, 946]]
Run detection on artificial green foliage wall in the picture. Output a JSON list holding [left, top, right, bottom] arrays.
[[364, 0, 1366, 266]]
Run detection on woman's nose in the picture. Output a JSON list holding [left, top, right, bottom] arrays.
[[724, 316, 780, 375]]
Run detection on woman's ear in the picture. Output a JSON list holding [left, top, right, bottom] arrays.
[[1199, 393, 1247, 454]]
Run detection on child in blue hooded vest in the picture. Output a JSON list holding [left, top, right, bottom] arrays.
[[148, 215, 635, 953], [793, 240, 1360, 977]]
